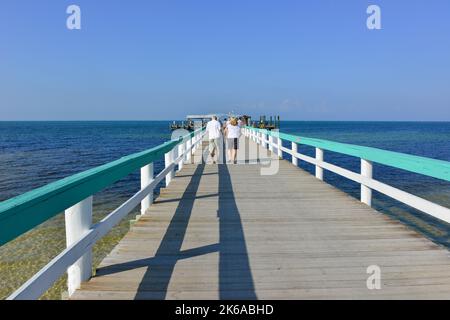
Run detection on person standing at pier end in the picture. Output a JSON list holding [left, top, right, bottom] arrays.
[[225, 117, 241, 164], [205, 116, 222, 164]]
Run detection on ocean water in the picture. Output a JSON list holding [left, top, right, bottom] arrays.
[[0, 121, 449, 299], [0, 121, 173, 299]]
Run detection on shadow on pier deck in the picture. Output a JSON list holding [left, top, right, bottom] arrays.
[[72, 137, 450, 299]]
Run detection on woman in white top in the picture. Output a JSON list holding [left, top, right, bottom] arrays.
[[224, 117, 241, 164]]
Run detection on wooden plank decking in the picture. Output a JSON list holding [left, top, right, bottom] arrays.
[[72, 137, 450, 299]]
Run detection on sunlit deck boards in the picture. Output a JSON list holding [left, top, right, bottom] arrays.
[[72, 137, 450, 300]]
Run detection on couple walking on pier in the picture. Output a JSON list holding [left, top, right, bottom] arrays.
[[205, 116, 242, 164]]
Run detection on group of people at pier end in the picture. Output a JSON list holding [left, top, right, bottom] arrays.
[[204, 116, 245, 164]]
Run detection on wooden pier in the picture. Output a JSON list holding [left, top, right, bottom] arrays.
[[72, 137, 450, 299], [2, 126, 450, 300]]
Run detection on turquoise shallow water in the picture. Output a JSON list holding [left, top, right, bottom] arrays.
[[0, 121, 449, 299]]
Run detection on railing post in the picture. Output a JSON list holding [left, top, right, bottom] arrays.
[[193, 133, 198, 153], [178, 142, 184, 172], [65, 196, 93, 297], [261, 131, 267, 149], [291, 142, 298, 166], [186, 138, 192, 164], [165, 147, 174, 187], [277, 135, 283, 159], [315, 148, 324, 180], [195, 132, 199, 152], [140, 163, 154, 215], [195, 131, 201, 152], [170, 147, 176, 179], [192, 130, 202, 164], [361, 159, 373, 206], [268, 134, 274, 152]]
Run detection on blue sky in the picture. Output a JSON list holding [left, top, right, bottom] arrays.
[[1, 0, 449, 120]]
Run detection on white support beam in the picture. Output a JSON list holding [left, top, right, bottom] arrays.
[[261, 132, 267, 149], [315, 148, 324, 180], [361, 159, 373, 206], [64, 196, 93, 297], [291, 142, 298, 166], [140, 163, 154, 215], [178, 143, 184, 172], [192, 134, 197, 153], [277, 136, 283, 159], [165, 149, 174, 186], [185, 138, 192, 164]]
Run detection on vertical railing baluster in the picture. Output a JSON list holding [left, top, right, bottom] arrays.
[[178, 142, 184, 172], [65, 196, 93, 297], [186, 137, 192, 164], [261, 131, 267, 149], [195, 131, 199, 152], [192, 129, 203, 164], [170, 147, 176, 180], [140, 163, 154, 215], [315, 148, 324, 180], [361, 159, 373, 206], [291, 142, 298, 166], [165, 147, 174, 187], [268, 134, 274, 153], [277, 134, 283, 159]]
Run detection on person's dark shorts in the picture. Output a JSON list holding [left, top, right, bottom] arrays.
[[227, 138, 239, 150], [232, 138, 238, 150]]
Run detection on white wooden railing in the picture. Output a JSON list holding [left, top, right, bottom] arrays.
[[7, 129, 206, 300], [243, 127, 450, 224]]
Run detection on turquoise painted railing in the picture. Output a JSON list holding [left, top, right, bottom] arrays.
[[0, 129, 202, 247], [245, 126, 450, 182], [0, 128, 204, 248], [244, 126, 450, 225], [0, 140, 173, 247], [2, 126, 206, 299]]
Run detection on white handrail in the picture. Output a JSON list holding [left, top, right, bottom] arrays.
[[8, 130, 206, 300], [244, 128, 450, 224]]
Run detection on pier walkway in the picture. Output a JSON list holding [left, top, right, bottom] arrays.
[[72, 137, 450, 299]]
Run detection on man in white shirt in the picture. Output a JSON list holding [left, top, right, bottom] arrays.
[[205, 116, 222, 164]]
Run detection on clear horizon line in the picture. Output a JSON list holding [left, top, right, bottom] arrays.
[[1, 119, 450, 123]]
